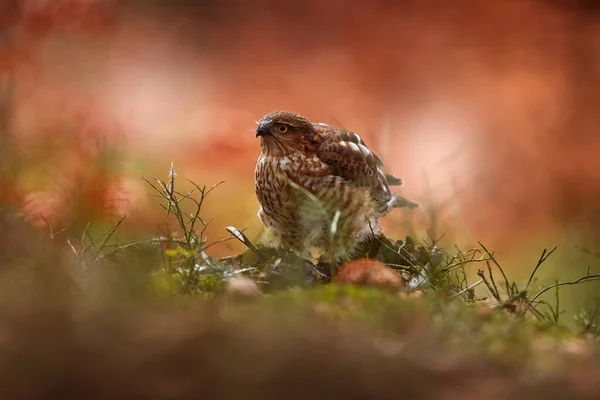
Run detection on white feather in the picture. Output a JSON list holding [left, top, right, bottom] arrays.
[[358, 144, 371, 158], [348, 142, 360, 152]]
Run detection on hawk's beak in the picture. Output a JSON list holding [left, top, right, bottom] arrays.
[[256, 119, 272, 137]]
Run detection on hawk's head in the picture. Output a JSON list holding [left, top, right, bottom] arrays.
[[256, 110, 321, 155]]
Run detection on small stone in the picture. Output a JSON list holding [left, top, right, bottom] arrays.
[[337, 259, 404, 291], [225, 276, 261, 301]]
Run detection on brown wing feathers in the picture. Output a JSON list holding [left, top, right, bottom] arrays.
[[314, 128, 395, 211], [313, 124, 402, 185], [316, 136, 380, 188]]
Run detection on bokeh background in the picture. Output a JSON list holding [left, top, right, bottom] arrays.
[[2, 0, 600, 295]]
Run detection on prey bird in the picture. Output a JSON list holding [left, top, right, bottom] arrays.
[[254, 110, 418, 261]]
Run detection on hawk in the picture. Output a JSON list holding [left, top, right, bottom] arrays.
[[254, 110, 417, 261]]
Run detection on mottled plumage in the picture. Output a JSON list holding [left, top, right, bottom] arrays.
[[254, 110, 417, 261]]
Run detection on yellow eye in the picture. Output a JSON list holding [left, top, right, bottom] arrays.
[[277, 125, 288, 133]]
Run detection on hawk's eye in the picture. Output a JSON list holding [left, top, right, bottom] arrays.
[[277, 125, 288, 133]]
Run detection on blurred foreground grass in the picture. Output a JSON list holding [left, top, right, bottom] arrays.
[[0, 168, 600, 399]]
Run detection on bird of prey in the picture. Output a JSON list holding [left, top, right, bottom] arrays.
[[254, 110, 418, 261]]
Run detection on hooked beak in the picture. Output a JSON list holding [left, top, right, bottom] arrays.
[[255, 119, 273, 137]]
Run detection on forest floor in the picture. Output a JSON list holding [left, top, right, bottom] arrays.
[[1, 170, 599, 399]]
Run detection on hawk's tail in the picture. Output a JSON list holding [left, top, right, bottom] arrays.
[[392, 195, 420, 209], [381, 194, 420, 213], [385, 173, 403, 186]]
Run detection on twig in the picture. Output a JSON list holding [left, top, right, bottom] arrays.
[[203, 236, 235, 251], [450, 279, 483, 300], [479, 242, 512, 297], [67, 239, 78, 256], [39, 214, 65, 240], [525, 246, 557, 292], [95, 237, 189, 262], [80, 220, 96, 255], [96, 215, 126, 249], [477, 268, 502, 302], [531, 273, 600, 302], [487, 262, 501, 303]]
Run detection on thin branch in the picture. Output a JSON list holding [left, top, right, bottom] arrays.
[[479, 242, 511, 297], [93, 215, 127, 262], [143, 176, 166, 197], [450, 279, 483, 300], [531, 273, 600, 302], [80, 220, 95, 254], [39, 214, 65, 240], [525, 246, 557, 292], [477, 268, 502, 303], [95, 237, 189, 262], [203, 236, 235, 252], [487, 262, 501, 303], [67, 239, 78, 257]]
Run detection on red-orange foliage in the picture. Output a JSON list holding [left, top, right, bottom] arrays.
[[3, 1, 600, 260], [20, 0, 117, 36]]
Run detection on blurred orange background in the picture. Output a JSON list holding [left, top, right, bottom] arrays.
[[2, 0, 600, 283]]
